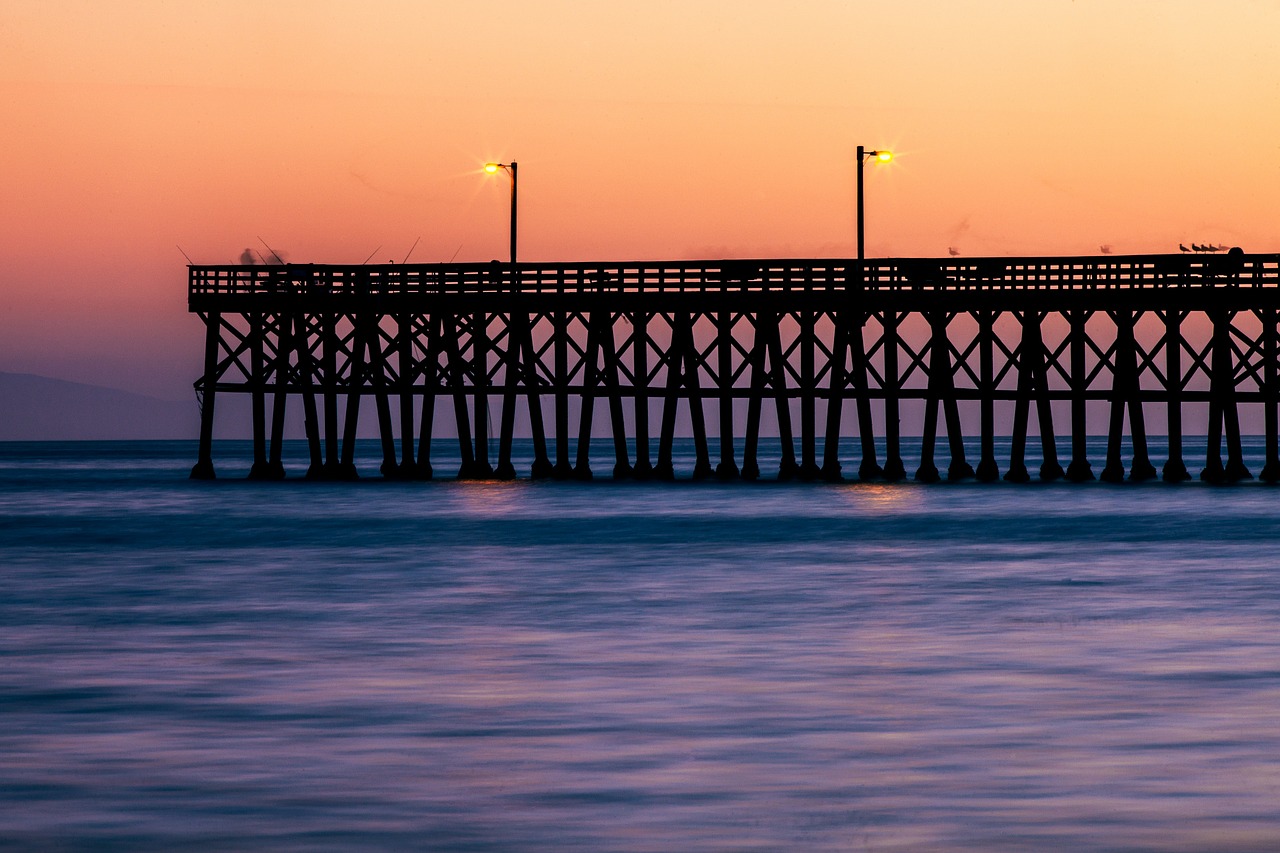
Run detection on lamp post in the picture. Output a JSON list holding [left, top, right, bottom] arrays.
[[484, 161, 518, 264], [856, 146, 892, 261]]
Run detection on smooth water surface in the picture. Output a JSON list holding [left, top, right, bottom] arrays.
[[2, 440, 1280, 850]]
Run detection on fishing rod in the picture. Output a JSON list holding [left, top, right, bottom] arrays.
[[401, 236, 421, 264], [257, 236, 285, 265]]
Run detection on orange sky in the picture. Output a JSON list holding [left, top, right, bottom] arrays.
[[2, 0, 1278, 397]]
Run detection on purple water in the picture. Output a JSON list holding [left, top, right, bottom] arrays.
[[2, 439, 1280, 850]]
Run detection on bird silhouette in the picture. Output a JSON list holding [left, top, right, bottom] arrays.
[[1100, 244, 1113, 255], [1192, 243, 1205, 252], [948, 246, 960, 257], [1179, 243, 1190, 253]]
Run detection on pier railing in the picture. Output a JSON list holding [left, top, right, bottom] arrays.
[[190, 252, 1280, 300]]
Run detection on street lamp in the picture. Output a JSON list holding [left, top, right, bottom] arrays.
[[856, 146, 892, 261], [484, 161, 518, 264]]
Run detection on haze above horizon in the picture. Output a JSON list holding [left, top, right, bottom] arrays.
[[2, 0, 1277, 400]]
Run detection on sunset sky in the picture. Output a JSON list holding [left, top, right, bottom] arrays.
[[2, 0, 1278, 398]]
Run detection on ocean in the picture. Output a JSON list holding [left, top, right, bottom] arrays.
[[3, 438, 1280, 851]]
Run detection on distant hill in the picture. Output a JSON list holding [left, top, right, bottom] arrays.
[[0, 372, 202, 440]]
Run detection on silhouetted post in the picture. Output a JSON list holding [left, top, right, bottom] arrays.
[[715, 304, 739, 479], [370, 315, 399, 479], [917, 310, 973, 482], [415, 313, 440, 481], [442, 313, 476, 479], [742, 315, 768, 481], [686, 316, 713, 480], [632, 311, 653, 479], [496, 308, 522, 481], [398, 311, 417, 477], [602, 310, 632, 480], [522, 310, 554, 479], [799, 309, 820, 479], [1101, 312, 1130, 482], [940, 320, 974, 480], [655, 313, 681, 481], [574, 311, 599, 481], [248, 312, 270, 479], [916, 311, 943, 483], [1007, 310, 1061, 482], [297, 313, 323, 477], [469, 310, 493, 478], [975, 310, 999, 481], [321, 310, 340, 478], [509, 163, 517, 264], [553, 308, 572, 478], [881, 309, 906, 480], [856, 146, 892, 262], [190, 311, 221, 480], [1209, 308, 1250, 481], [1264, 306, 1280, 482], [483, 162, 518, 264], [1162, 309, 1190, 482], [575, 305, 630, 480], [821, 314, 850, 481], [338, 312, 365, 481], [267, 313, 293, 479], [1065, 310, 1095, 481], [851, 312, 881, 481]]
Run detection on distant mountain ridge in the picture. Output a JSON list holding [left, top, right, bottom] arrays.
[[0, 372, 200, 440]]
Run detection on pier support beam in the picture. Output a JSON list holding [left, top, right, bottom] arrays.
[[1101, 309, 1157, 482], [190, 311, 221, 480], [716, 306, 740, 480], [632, 311, 653, 480], [881, 309, 906, 481], [1202, 308, 1251, 483], [1065, 310, 1095, 481], [1007, 310, 1063, 482], [1264, 306, 1280, 483], [917, 311, 973, 482], [975, 310, 999, 482], [798, 310, 820, 480], [1162, 309, 1191, 482]]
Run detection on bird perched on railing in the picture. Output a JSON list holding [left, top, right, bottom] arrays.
[[1179, 243, 1190, 253]]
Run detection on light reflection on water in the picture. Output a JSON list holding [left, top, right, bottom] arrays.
[[2, 441, 1280, 850]]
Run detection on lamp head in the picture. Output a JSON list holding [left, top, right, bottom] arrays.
[[875, 150, 893, 163], [484, 163, 501, 174]]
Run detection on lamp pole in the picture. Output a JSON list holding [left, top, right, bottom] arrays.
[[856, 146, 892, 261], [484, 161, 518, 264]]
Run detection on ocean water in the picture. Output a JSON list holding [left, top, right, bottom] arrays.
[[3, 438, 1280, 851]]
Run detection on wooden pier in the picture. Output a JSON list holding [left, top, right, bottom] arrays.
[[188, 250, 1280, 483]]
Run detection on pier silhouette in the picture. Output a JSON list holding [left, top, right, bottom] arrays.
[[188, 250, 1280, 484]]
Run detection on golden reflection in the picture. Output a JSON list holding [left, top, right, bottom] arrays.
[[455, 480, 528, 515], [836, 481, 923, 510]]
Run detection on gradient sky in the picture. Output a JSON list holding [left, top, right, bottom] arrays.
[[2, 0, 1278, 398]]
